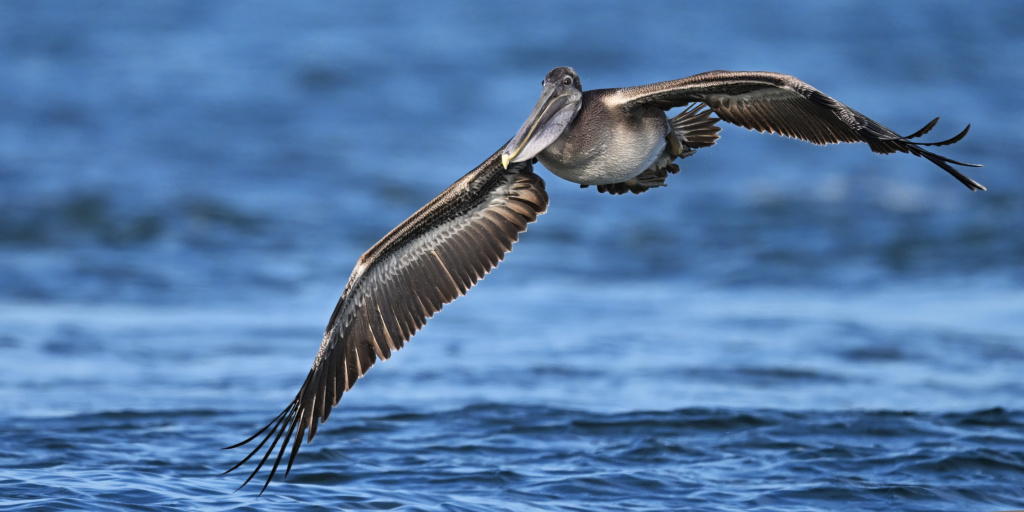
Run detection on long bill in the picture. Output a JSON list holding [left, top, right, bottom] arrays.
[[501, 84, 580, 169]]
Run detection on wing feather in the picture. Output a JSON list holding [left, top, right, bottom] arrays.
[[224, 150, 548, 494], [614, 70, 984, 190]]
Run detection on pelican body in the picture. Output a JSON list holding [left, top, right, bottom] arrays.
[[503, 68, 717, 192], [226, 67, 983, 494], [502, 66, 981, 193]]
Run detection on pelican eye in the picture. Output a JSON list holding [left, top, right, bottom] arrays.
[[562, 76, 573, 86]]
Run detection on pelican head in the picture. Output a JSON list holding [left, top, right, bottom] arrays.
[[501, 67, 583, 169]]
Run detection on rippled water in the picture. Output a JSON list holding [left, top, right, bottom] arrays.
[[6, 406, 1024, 511], [1, 1, 1022, 511]]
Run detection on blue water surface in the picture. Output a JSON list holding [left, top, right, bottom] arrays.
[[1, 1, 1022, 511]]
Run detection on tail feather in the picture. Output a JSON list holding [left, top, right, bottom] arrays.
[[670, 103, 721, 148]]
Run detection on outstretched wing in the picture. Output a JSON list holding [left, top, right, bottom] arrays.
[[613, 70, 983, 190], [224, 150, 549, 494]]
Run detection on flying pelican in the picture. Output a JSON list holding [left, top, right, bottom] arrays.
[[224, 67, 983, 493]]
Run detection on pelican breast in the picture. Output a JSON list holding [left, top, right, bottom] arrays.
[[538, 92, 670, 185]]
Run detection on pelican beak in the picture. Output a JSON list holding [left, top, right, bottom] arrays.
[[501, 82, 580, 169]]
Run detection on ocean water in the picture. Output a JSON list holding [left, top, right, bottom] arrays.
[[1, 1, 1022, 510]]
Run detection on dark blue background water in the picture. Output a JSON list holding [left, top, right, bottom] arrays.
[[1, 1, 1022, 510]]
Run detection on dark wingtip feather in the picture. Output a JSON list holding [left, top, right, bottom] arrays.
[[865, 118, 983, 190], [905, 117, 940, 140], [910, 123, 972, 148], [916, 148, 986, 191], [222, 393, 305, 496]]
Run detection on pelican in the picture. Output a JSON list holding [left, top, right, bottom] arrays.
[[225, 67, 983, 493]]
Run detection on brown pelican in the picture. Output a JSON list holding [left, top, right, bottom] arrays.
[[224, 67, 983, 493]]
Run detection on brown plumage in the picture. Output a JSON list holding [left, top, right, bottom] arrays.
[[612, 70, 983, 190], [223, 151, 547, 495], [227, 67, 982, 495]]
